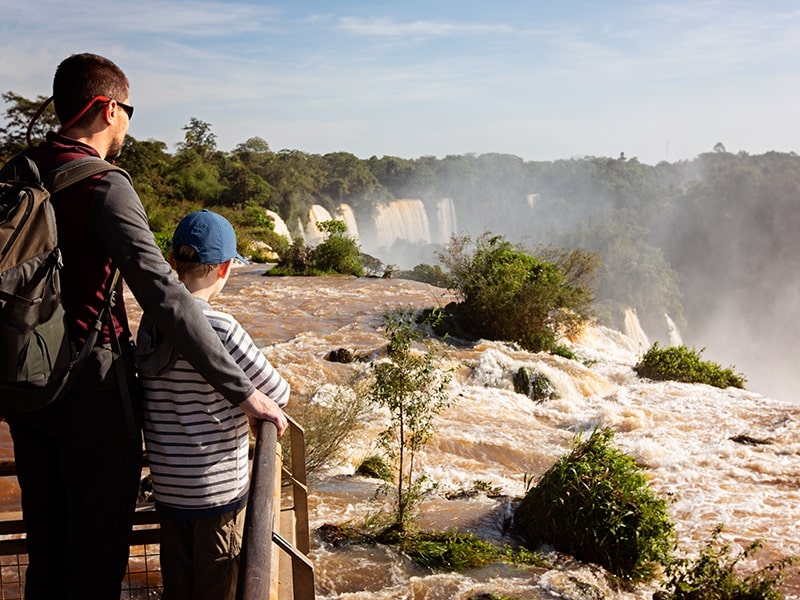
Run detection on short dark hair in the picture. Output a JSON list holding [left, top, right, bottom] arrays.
[[172, 244, 222, 280], [52, 53, 130, 128]]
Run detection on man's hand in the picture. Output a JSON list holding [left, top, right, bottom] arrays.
[[240, 390, 288, 436]]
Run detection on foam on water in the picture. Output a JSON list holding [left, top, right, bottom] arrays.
[[119, 270, 800, 597]]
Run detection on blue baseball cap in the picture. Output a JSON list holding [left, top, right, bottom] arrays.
[[172, 210, 247, 265]]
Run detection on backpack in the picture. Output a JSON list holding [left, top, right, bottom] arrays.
[[0, 153, 130, 415]]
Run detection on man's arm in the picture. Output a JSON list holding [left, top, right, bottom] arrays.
[[91, 172, 256, 404]]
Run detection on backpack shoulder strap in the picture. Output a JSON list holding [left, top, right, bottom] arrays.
[[46, 156, 131, 194]]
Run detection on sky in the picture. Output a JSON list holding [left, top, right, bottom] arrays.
[[2, 0, 800, 165]]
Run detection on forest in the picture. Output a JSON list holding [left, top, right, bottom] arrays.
[[3, 91, 799, 401]]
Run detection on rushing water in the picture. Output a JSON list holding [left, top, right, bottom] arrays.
[[3, 265, 799, 598]]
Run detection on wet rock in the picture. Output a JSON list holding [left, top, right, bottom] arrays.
[[729, 434, 772, 446], [326, 348, 355, 363], [316, 523, 376, 547], [513, 366, 559, 402]]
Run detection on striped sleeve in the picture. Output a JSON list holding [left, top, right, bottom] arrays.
[[205, 309, 290, 407]]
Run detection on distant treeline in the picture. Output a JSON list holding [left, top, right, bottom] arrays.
[[4, 92, 800, 363]]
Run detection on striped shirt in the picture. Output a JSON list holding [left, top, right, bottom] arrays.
[[140, 298, 290, 516]]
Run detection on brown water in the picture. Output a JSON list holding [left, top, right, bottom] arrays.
[[4, 265, 800, 598]]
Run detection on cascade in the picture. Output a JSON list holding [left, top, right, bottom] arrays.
[[623, 307, 650, 351], [665, 313, 683, 346], [336, 203, 360, 240], [265, 209, 291, 241], [435, 198, 457, 243], [372, 199, 431, 246], [303, 205, 334, 246]]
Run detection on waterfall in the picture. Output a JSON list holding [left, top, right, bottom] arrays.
[[296, 197, 458, 266], [265, 209, 291, 241], [665, 313, 684, 347], [623, 307, 650, 351], [435, 198, 457, 244], [303, 205, 334, 246], [337, 203, 360, 240], [372, 199, 431, 245]]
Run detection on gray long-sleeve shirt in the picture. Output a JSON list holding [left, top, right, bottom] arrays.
[[36, 134, 255, 405]]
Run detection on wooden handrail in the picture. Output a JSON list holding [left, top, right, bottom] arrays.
[[285, 415, 310, 555], [237, 420, 279, 600], [0, 417, 315, 599]]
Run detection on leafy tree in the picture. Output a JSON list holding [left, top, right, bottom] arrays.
[[368, 310, 452, 531], [320, 151, 381, 206], [233, 136, 271, 163], [177, 117, 217, 158], [118, 136, 174, 212], [437, 233, 596, 353], [0, 92, 60, 161], [311, 220, 364, 276]]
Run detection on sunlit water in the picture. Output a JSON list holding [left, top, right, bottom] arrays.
[[2, 265, 799, 598]]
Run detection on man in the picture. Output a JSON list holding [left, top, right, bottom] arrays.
[[4, 53, 287, 599]]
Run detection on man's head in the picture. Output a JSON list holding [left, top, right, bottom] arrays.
[[171, 210, 247, 280], [53, 53, 132, 159]]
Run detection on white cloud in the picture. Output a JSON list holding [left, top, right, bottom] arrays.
[[337, 16, 513, 38]]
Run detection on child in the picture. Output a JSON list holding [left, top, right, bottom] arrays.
[[135, 209, 290, 600]]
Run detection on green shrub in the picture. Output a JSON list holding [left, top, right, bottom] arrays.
[[356, 454, 393, 481], [436, 233, 595, 354], [513, 428, 674, 583], [312, 220, 364, 276], [397, 263, 452, 287], [399, 530, 544, 571], [634, 343, 746, 389], [655, 525, 796, 600], [270, 237, 315, 276]]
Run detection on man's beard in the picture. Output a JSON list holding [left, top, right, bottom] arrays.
[[107, 136, 123, 161]]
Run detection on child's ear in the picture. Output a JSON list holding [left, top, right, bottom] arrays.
[[169, 250, 176, 269], [218, 259, 233, 279]]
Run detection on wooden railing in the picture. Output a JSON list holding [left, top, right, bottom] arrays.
[[238, 415, 315, 600], [0, 415, 314, 599]]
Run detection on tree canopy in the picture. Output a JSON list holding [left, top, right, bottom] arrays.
[[4, 90, 800, 363]]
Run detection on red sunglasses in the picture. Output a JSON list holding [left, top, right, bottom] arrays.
[[59, 95, 134, 133]]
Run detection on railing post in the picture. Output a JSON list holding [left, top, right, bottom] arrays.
[[237, 420, 278, 600]]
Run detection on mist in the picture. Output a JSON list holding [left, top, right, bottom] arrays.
[[302, 150, 800, 403]]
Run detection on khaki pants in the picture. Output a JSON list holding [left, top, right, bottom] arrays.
[[159, 506, 246, 600]]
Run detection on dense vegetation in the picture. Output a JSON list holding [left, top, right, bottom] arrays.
[[514, 428, 674, 584], [7, 91, 800, 392], [635, 343, 746, 389], [435, 233, 596, 354], [655, 525, 795, 599]]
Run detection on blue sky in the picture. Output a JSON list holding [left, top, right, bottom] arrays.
[[2, 0, 799, 164]]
